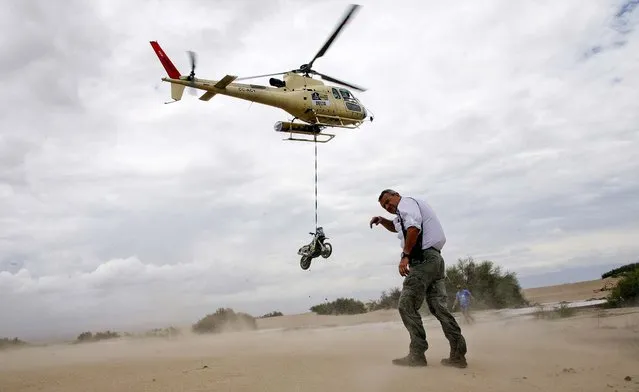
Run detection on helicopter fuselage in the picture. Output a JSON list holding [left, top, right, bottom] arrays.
[[162, 73, 368, 128], [150, 4, 369, 143]]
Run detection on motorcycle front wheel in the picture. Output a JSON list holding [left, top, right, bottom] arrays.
[[300, 255, 312, 270]]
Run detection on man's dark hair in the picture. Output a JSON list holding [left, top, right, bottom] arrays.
[[378, 189, 399, 201]]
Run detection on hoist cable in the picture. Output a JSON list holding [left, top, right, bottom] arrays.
[[314, 133, 318, 230]]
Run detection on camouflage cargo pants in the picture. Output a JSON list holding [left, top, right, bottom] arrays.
[[398, 248, 467, 360]]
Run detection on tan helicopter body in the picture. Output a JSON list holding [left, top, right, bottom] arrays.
[[150, 4, 371, 143]]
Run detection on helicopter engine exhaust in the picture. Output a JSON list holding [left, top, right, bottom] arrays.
[[274, 121, 321, 134]]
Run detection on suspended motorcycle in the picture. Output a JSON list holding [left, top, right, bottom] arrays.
[[298, 226, 333, 270]]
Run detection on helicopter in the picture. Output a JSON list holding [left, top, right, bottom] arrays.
[[149, 4, 372, 143]]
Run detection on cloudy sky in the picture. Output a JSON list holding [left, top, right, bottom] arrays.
[[1, 0, 637, 340]]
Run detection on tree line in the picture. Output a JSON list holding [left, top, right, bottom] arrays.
[[311, 257, 530, 315]]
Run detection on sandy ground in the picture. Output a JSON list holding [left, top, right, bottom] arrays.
[[1, 279, 637, 392], [1, 308, 638, 392]]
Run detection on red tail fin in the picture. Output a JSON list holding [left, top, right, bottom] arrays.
[[150, 41, 181, 79]]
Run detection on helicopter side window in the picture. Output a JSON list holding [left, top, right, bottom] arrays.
[[331, 88, 341, 100]]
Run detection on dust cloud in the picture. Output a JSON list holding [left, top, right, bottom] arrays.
[[1, 282, 638, 391]]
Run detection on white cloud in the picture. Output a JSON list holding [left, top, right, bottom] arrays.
[[1, 0, 638, 339]]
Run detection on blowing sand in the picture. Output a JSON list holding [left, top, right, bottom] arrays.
[[1, 279, 637, 392]]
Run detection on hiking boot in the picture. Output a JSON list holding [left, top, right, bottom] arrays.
[[441, 356, 467, 368], [392, 354, 427, 367]]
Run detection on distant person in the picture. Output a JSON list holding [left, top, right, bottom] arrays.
[[453, 285, 475, 324], [370, 189, 468, 368]]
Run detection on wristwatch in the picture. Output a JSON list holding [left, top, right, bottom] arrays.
[[401, 252, 410, 259]]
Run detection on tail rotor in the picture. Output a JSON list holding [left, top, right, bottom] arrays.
[[186, 50, 198, 96]]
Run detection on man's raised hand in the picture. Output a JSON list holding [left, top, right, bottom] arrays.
[[369, 216, 382, 228]]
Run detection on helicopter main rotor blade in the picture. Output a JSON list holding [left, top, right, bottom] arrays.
[[235, 72, 288, 81], [306, 4, 360, 70], [314, 71, 366, 92]]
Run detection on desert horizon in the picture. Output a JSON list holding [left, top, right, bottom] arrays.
[[2, 276, 622, 345], [2, 276, 637, 392]]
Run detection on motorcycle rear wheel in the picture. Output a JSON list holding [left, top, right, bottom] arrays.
[[321, 242, 332, 258]]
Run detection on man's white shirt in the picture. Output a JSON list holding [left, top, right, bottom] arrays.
[[392, 196, 447, 251]]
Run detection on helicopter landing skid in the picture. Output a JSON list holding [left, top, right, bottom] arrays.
[[311, 113, 364, 130]]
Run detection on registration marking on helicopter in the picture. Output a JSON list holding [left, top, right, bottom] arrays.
[[311, 91, 330, 106], [238, 87, 256, 93]]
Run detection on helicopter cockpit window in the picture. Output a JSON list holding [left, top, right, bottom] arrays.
[[339, 88, 356, 102], [331, 88, 341, 100]]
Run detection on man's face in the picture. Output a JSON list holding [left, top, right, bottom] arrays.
[[379, 193, 399, 214]]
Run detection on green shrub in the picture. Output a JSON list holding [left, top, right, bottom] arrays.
[[75, 330, 120, 343], [602, 262, 639, 279], [556, 302, 576, 318], [192, 308, 257, 334], [310, 297, 367, 315], [534, 302, 576, 320], [444, 257, 529, 310], [606, 266, 639, 308], [0, 337, 27, 350], [76, 331, 93, 342], [260, 311, 284, 318], [367, 287, 402, 311], [145, 326, 181, 338]]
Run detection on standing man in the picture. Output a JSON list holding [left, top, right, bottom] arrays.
[[370, 189, 468, 368], [453, 285, 476, 324]]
